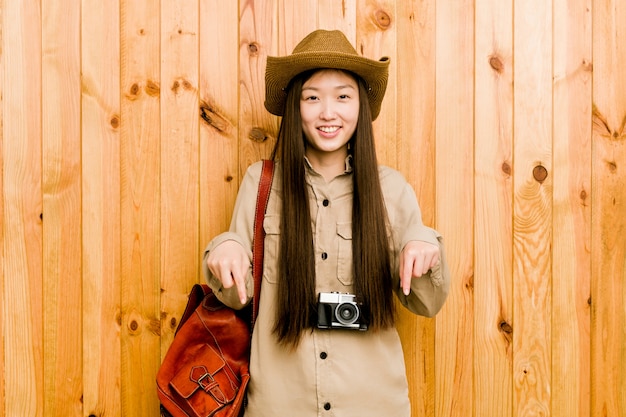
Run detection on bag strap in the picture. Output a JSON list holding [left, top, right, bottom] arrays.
[[252, 159, 274, 328], [175, 283, 210, 334]]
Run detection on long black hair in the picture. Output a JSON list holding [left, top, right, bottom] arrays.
[[270, 69, 395, 348]]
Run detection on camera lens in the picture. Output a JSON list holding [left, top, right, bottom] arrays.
[[335, 302, 359, 325]]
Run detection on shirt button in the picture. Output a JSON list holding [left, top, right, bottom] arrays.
[[324, 403, 331, 410], [321, 252, 328, 260], [322, 199, 329, 207], [320, 352, 327, 359]]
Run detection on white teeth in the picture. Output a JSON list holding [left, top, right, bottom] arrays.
[[319, 126, 339, 133]]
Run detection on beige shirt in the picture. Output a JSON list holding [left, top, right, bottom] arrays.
[[203, 160, 450, 417]]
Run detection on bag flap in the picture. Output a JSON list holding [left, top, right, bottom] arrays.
[[169, 344, 229, 400]]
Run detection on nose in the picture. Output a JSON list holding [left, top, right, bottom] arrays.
[[320, 101, 336, 120]]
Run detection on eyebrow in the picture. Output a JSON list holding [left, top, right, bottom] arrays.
[[301, 84, 357, 92]]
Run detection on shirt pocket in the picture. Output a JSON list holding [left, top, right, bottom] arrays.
[[336, 222, 354, 286], [262, 214, 280, 284]]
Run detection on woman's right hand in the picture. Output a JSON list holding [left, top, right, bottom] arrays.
[[206, 240, 250, 304]]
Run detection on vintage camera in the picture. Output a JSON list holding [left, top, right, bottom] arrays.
[[317, 292, 368, 331]]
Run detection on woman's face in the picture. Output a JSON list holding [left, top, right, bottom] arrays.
[[300, 69, 359, 164]]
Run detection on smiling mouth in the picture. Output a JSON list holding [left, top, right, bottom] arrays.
[[318, 126, 340, 133]]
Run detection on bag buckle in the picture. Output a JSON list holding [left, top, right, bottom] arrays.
[[190, 366, 228, 404], [196, 371, 213, 387]]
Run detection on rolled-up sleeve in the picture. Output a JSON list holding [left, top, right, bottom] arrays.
[[383, 168, 451, 317], [201, 162, 263, 308]]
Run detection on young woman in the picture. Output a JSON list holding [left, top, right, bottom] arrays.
[[204, 29, 450, 417]]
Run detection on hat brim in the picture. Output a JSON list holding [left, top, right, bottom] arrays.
[[264, 52, 390, 121]]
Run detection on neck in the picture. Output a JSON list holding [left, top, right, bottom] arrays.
[[305, 150, 348, 182]]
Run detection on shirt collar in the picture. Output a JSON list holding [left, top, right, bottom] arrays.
[[303, 155, 353, 175]]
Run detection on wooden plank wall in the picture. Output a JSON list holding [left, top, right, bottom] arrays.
[[1, 0, 625, 416]]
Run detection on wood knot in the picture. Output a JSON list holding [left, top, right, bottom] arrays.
[[248, 42, 259, 55], [501, 161, 512, 176], [499, 320, 513, 334], [374, 9, 392, 29], [590, 104, 625, 140], [127, 83, 140, 100], [225, 175, 234, 182], [110, 115, 120, 129], [170, 317, 177, 329], [145, 80, 160, 97], [199, 100, 229, 132], [606, 160, 617, 172], [249, 127, 269, 143], [533, 165, 548, 183], [171, 78, 194, 93], [465, 274, 474, 290], [489, 55, 504, 73], [148, 319, 161, 336]]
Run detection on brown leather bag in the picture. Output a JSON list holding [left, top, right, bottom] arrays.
[[157, 160, 274, 417]]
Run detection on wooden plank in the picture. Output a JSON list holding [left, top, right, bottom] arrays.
[[239, 0, 277, 173], [395, 0, 437, 415], [199, 0, 240, 272], [80, 0, 122, 415], [474, 0, 514, 415], [552, 0, 592, 415], [316, 0, 358, 97], [357, 0, 396, 167], [277, 0, 317, 54], [159, 0, 200, 358], [1, 1, 44, 415], [120, 1, 161, 415], [41, 0, 82, 414], [512, 0, 553, 414], [590, 0, 626, 415], [318, 0, 357, 36], [434, 0, 475, 416]]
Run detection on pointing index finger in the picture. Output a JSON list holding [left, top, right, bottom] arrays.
[[400, 253, 413, 296], [233, 261, 250, 305]]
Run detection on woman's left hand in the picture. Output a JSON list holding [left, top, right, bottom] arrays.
[[399, 240, 440, 295]]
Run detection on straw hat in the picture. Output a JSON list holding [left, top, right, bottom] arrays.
[[264, 30, 390, 120]]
